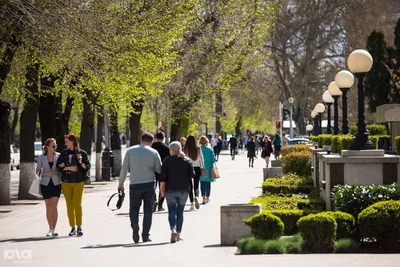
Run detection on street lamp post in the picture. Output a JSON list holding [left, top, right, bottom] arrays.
[[328, 81, 342, 135], [347, 49, 375, 150], [289, 97, 294, 138], [335, 70, 355, 135], [311, 111, 318, 136], [322, 90, 334, 134], [315, 103, 325, 135]]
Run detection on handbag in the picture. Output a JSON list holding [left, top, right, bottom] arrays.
[[211, 163, 220, 180], [199, 147, 208, 177], [29, 175, 42, 197], [107, 191, 125, 211]]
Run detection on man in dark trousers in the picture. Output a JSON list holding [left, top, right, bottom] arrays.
[[228, 135, 238, 160], [151, 131, 170, 211]]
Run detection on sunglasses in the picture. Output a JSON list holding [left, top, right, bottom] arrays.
[[51, 145, 57, 149]]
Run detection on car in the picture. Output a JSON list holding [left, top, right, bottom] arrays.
[[295, 135, 310, 140], [34, 142, 43, 162], [10, 144, 20, 171], [287, 138, 312, 146]]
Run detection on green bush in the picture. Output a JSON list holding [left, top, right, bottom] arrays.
[[309, 136, 318, 144], [297, 213, 336, 253], [264, 239, 286, 254], [281, 150, 312, 177], [396, 136, 400, 155], [331, 136, 341, 154], [340, 135, 354, 151], [321, 211, 355, 239], [280, 144, 311, 158], [262, 176, 314, 196], [334, 239, 360, 253], [351, 124, 387, 135], [369, 135, 379, 149], [317, 134, 332, 148], [237, 237, 268, 254], [244, 213, 284, 240], [281, 234, 304, 253], [270, 210, 320, 235], [358, 200, 400, 251], [332, 184, 400, 217], [236, 234, 304, 254], [250, 196, 325, 211]]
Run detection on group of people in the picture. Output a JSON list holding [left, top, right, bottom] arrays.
[[118, 132, 217, 244], [35, 134, 91, 237]]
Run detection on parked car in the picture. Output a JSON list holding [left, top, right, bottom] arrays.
[[34, 142, 43, 162], [10, 144, 20, 171], [288, 138, 312, 146]]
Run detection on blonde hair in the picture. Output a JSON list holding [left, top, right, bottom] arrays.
[[43, 138, 56, 154], [199, 136, 209, 145], [169, 141, 186, 158]]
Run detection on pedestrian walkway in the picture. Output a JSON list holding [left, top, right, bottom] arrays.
[[0, 151, 398, 267]]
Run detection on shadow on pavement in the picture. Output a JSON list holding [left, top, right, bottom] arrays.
[[0, 236, 71, 243], [115, 210, 193, 216], [81, 242, 169, 249], [203, 244, 235, 248]]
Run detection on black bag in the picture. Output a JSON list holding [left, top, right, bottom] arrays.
[[107, 191, 125, 211]]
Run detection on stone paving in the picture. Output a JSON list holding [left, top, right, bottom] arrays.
[[0, 149, 399, 267]]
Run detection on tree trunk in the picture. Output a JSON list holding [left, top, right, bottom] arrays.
[[55, 93, 74, 152], [0, 35, 19, 95], [235, 116, 242, 137], [110, 108, 121, 177], [38, 76, 58, 143], [125, 116, 130, 147], [0, 100, 12, 204], [294, 104, 306, 135], [79, 89, 95, 156], [129, 100, 144, 146], [215, 92, 222, 134], [10, 101, 19, 145], [19, 61, 40, 200], [170, 120, 180, 142], [96, 106, 104, 181]]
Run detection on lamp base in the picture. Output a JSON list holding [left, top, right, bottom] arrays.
[[349, 132, 376, 150]]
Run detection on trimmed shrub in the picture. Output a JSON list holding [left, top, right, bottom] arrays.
[[340, 135, 354, 151], [297, 213, 336, 253], [369, 135, 379, 149], [334, 239, 360, 253], [317, 134, 332, 148], [270, 210, 320, 235], [281, 150, 312, 177], [332, 184, 400, 217], [297, 198, 325, 211], [395, 136, 400, 154], [244, 213, 284, 240], [331, 135, 341, 154], [280, 144, 311, 158], [262, 176, 314, 196], [250, 196, 325, 211], [321, 211, 355, 239], [351, 124, 387, 135], [358, 200, 400, 251]]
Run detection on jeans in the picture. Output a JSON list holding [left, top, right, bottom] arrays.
[[129, 182, 155, 239], [200, 181, 211, 197], [189, 167, 201, 203], [166, 190, 188, 233]]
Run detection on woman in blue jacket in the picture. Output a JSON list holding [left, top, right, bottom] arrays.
[[199, 136, 217, 204]]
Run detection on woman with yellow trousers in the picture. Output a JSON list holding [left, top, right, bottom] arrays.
[[57, 134, 90, 236]]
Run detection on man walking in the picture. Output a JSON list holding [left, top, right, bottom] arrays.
[[228, 135, 238, 160], [118, 133, 162, 244], [152, 131, 170, 211]]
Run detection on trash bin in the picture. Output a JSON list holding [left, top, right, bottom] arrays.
[[102, 148, 111, 181]]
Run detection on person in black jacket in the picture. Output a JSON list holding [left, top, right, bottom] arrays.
[[160, 141, 194, 243], [261, 135, 273, 167], [151, 131, 170, 211], [57, 133, 90, 236]]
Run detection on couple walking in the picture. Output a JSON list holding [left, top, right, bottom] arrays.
[[118, 133, 216, 244], [35, 134, 90, 237]]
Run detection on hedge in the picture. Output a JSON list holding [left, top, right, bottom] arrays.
[[358, 200, 400, 251], [269, 210, 320, 235], [321, 211, 355, 240], [350, 124, 387, 135], [313, 134, 389, 152], [250, 196, 325, 211], [262, 176, 314, 196], [395, 136, 400, 155], [281, 149, 312, 177], [280, 144, 311, 158], [244, 213, 284, 240], [297, 213, 336, 252]]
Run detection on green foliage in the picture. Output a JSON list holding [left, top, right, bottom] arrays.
[[297, 213, 336, 253], [351, 124, 387, 135], [330, 135, 341, 153], [244, 213, 284, 240], [309, 136, 318, 143], [280, 144, 311, 158], [396, 136, 400, 155], [250, 196, 325, 211], [262, 175, 314, 196], [333, 184, 400, 217], [281, 149, 312, 177], [334, 239, 360, 253], [270, 210, 320, 235], [317, 134, 332, 148], [321, 211, 355, 240], [340, 135, 354, 151], [236, 235, 304, 254], [358, 200, 400, 251]]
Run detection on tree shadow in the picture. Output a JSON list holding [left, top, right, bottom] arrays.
[[81, 242, 169, 249], [0, 236, 71, 243], [203, 244, 235, 248]]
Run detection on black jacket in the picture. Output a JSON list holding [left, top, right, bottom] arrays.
[[57, 149, 91, 183], [160, 155, 194, 191], [152, 142, 170, 162]]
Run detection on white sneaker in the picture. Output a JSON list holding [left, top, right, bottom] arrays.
[[46, 229, 53, 237], [202, 198, 206, 204], [190, 203, 195, 211], [51, 229, 58, 237]]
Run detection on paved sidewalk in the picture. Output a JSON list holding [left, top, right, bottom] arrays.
[[0, 151, 399, 267]]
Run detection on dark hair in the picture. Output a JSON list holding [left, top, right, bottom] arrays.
[[155, 131, 165, 140], [250, 137, 254, 142], [64, 133, 79, 150], [275, 133, 281, 138], [43, 138, 56, 154], [141, 132, 154, 142], [184, 135, 199, 161]]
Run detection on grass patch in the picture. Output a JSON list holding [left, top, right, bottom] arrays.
[[236, 234, 304, 255], [334, 239, 360, 253]]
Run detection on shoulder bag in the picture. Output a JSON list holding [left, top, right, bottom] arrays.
[[211, 162, 220, 180], [29, 175, 42, 197]]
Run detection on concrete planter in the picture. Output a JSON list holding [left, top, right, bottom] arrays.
[[220, 204, 262, 245], [271, 160, 282, 167], [263, 167, 283, 181]]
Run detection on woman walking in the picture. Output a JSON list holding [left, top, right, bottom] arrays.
[[247, 137, 256, 168], [160, 142, 194, 243], [199, 136, 217, 204], [261, 135, 273, 167], [272, 133, 282, 159], [36, 138, 61, 237], [57, 134, 90, 236], [183, 135, 202, 211]]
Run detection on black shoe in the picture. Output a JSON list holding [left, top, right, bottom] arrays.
[[158, 206, 165, 211], [69, 227, 76, 236], [142, 237, 152, 243], [132, 226, 140, 244], [77, 227, 83, 236], [152, 201, 158, 212]]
